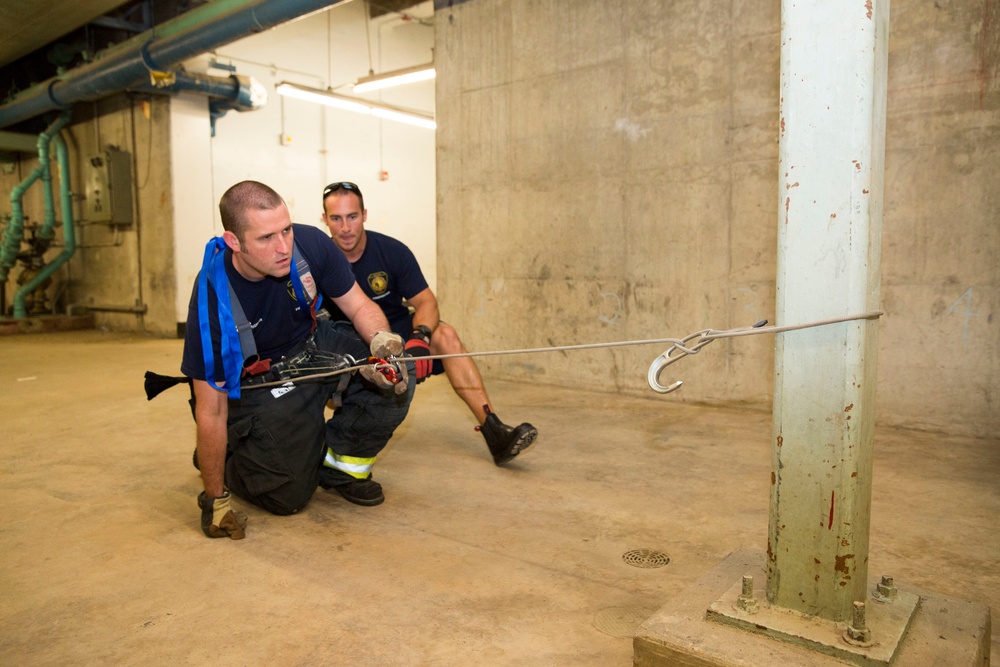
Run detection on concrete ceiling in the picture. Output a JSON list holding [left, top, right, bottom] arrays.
[[0, 0, 133, 69]]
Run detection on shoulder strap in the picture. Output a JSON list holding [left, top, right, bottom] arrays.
[[289, 240, 325, 329], [197, 238, 243, 399], [197, 238, 324, 397], [227, 281, 258, 366]]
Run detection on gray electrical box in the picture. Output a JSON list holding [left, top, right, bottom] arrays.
[[84, 146, 133, 225]]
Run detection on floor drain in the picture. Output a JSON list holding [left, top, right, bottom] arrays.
[[622, 548, 670, 568]]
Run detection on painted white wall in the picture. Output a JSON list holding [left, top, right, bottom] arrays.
[[169, 93, 216, 323], [169, 0, 437, 324]]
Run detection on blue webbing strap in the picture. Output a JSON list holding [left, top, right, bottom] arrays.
[[197, 238, 243, 399]]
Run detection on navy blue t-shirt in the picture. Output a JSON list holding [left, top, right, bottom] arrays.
[[181, 224, 355, 381], [326, 230, 428, 338]]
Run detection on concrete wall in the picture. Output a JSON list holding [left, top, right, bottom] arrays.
[[433, 0, 998, 438], [0, 95, 177, 336]]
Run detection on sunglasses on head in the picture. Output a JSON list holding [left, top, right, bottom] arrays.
[[323, 182, 361, 197]]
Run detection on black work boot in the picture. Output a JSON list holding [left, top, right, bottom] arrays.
[[477, 405, 538, 466], [318, 468, 385, 506], [334, 477, 385, 506]]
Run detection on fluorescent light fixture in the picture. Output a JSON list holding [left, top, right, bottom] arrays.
[[276, 82, 436, 130], [353, 63, 435, 94]]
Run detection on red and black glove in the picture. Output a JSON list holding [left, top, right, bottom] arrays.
[[405, 326, 433, 384]]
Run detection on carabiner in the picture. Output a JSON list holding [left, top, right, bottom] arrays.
[[366, 356, 402, 385]]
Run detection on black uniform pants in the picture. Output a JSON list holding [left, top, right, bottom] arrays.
[[224, 321, 413, 514]]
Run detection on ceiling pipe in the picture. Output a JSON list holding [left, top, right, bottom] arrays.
[[0, 131, 39, 153], [128, 71, 268, 136], [129, 72, 265, 108], [0, 0, 350, 129]]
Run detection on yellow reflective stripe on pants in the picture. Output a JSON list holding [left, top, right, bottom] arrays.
[[323, 450, 376, 479]]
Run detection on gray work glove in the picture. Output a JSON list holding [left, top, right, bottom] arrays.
[[197, 490, 247, 539], [360, 331, 409, 395]]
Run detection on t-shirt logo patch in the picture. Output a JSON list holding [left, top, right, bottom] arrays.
[[368, 272, 389, 295]]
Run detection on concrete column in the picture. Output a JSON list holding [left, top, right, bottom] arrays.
[[768, 0, 889, 622]]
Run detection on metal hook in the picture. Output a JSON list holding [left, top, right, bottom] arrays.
[[646, 330, 714, 394], [647, 349, 685, 393]]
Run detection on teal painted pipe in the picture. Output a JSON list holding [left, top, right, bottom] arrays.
[[0, 111, 71, 282], [1, 160, 47, 281], [36, 114, 73, 242], [37, 132, 57, 243], [13, 128, 75, 318]]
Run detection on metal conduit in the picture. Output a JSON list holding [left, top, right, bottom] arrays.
[[0, 0, 349, 129]]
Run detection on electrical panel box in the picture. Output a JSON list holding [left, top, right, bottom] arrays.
[[84, 146, 134, 225]]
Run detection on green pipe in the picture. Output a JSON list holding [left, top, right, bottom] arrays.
[[1, 149, 49, 282], [0, 111, 71, 283], [36, 113, 72, 242], [2, 162, 46, 281], [13, 128, 75, 318], [0, 131, 38, 153], [37, 136, 57, 244]]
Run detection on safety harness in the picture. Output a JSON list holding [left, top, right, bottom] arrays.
[[198, 237, 325, 400]]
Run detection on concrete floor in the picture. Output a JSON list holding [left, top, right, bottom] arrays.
[[0, 330, 996, 666]]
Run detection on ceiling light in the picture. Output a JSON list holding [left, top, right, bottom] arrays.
[[352, 63, 435, 94], [275, 82, 436, 130]]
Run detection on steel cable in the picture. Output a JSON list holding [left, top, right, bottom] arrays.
[[245, 310, 883, 393]]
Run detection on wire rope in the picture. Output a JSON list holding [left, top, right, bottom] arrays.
[[244, 311, 883, 393]]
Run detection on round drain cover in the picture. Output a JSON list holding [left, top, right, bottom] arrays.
[[621, 548, 670, 568], [592, 606, 655, 638]]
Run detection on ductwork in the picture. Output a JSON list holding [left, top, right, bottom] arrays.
[[0, 0, 349, 129]]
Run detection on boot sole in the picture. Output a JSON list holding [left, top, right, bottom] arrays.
[[335, 486, 385, 506], [494, 426, 539, 466]]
